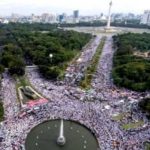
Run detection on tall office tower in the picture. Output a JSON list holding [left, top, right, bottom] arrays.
[[49, 14, 57, 23], [73, 10, 79, 18], [41, 13, 50, 23], [73, 10, 79, 23], [141, 10, 150, 26], [58, 13, 67, 23]]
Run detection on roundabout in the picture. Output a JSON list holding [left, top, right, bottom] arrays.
[[25, 119, 99, 150]]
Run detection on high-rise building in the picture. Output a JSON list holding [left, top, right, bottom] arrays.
[[73, 10, 79, 18], [10, 13, 20, 22], [58, 13, 67, 23], [140, 10, 150, 26], [41, 13, 50, 23], [73, 10, 79, 23], [49, 14, 57, 23]]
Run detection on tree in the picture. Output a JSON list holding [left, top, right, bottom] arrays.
[[112, 33, 150, 91], [0, 23, 92, 78], [0, 65, 4, 74], [39, 65, 61, 80], [1, 54, 14, 67], [139, 98, 150, 114], [8, 58, 25, 76]]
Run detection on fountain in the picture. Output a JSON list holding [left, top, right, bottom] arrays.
[[25, 119, 99, 150], [57, 119, 66, 146]]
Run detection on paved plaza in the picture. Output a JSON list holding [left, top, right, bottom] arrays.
[[0, 35, 150, 150]]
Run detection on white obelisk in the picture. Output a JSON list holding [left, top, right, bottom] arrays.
[[106, 1, 112, 29]]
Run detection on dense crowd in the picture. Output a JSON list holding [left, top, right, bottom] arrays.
[[0, 35, 150, 150], [64, 36, 102, 86]]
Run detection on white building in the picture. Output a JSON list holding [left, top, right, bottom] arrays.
[[66, 16, 74, 23], [3, 19, 9, 24], [141, 10, 150, 26], [41, 13, 50, 23]]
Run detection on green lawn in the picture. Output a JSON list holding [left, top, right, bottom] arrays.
[[16, 76, 28, 88], [121, 121, 144, 130], [112, 113, 126, 121]]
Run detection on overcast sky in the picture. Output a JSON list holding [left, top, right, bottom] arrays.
[[0, 0, 149, 16]]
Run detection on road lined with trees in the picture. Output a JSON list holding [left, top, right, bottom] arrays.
[[80, 36, 106, 89]]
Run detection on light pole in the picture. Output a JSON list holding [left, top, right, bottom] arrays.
[[49, 53, 53, 63]]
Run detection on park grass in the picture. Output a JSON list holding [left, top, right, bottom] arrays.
[[112, 113, 126, 121], [80, 36, 106, 89], [144, 142, 150, 150], [16, 76, 40, 103], [0, 102, 4, 122], [112, 112, 132, 121], [16, 76, 28, 88], [121, 120, 144, 130], [16, 75, 45, 105], [15, 76, 29, 105]]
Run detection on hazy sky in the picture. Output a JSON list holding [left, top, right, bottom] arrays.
[[0, 0, 149, 16]]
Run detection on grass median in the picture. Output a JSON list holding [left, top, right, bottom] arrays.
[[80, 36, 106, 89], [0, 102, 4, 121], [121, 121, 144, 130]]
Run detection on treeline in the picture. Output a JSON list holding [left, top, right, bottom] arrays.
[[0, 23, 58, 32], [0, 21, 149, 29], [112, 33, 150, 91], [0, 23, 92, 79], [60, 21, 106, 27], [60, 21, 150, 29]]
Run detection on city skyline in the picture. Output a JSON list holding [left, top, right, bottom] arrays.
[[0, 0, 150, 16]]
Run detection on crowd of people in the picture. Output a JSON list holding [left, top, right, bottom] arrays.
[[64, 36, 102, 86], [0, 35, 150, 150]]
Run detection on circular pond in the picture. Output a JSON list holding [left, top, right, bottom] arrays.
[[25, 119, 99, 150]]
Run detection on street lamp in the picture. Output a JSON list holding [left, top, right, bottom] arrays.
[[77, 58, 82, 63], [49, 53, 53, 63]]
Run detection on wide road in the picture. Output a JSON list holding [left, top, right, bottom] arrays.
[[64, 35, 102, 86]]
